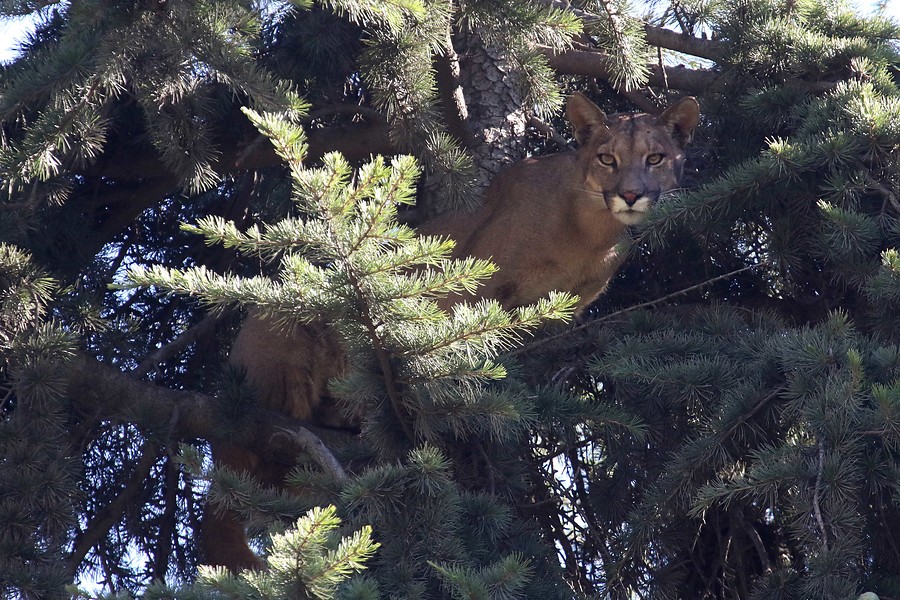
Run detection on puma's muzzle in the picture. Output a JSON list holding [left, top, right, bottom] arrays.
[[606, 193, 655, 225]]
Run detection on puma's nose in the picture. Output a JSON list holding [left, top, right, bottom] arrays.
[[621, 191, 641, 205]]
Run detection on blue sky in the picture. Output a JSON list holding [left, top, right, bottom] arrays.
[[0, 1, 897, 63]]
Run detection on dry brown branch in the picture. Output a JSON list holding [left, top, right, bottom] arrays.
[[271, 427, 349, 483], [434, 31, 474, 149], [643, 23, 726, 62], [527, 116, 570, 149]]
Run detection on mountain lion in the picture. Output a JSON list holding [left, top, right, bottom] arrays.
[[203, 92, 700, 570]]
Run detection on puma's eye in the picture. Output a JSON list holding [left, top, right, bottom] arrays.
[[598, 154, 617, 166], [646, 153, 665, 166]]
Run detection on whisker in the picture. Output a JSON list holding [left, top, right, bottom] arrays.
[[660, 187, 688, 201], [573, 187, 606, 196]]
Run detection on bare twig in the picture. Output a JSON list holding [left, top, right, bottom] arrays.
[[132, 309, 231, 379], [733, 508, 773, 573], [0, 386, 13, 413], [67, 440, 160, 577], [658, 45, 669, 90], [509, 262, 768, 357], [304, 104, 387, 124], [812, 440, 829, 553], [272, 427, 349, 483], [152, 453, 180, 579], [717, 386, 785, 445], [527, 116, 570, 149]]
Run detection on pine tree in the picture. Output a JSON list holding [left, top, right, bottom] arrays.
[[0, 0, 898, 599], [0, 245, 78, 600]]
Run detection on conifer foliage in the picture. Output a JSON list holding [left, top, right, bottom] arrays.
[[0, 0, 898, 599], [126, 106, 575, 597]]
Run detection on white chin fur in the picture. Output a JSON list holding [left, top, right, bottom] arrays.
[[609, 196, 651, 225]]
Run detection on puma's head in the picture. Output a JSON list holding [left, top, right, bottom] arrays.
[[566, 92, 700, 226]]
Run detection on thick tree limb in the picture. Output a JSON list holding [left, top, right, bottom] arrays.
[[643, 23, 726, 62], [270, 427, 349, 483], [545, 42, 837, 98], [73, 118, 395, 259], [66, 354, 352, 482], [545, 48, 722, 93], [82, 119, 395, 183], [90, 176, 180, 242], [539, 0, 727, 62]]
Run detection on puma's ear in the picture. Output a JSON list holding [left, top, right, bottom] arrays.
[[658, 96, 700, 146], [566, 92, 609, 146]]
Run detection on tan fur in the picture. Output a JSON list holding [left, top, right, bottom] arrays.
[[203, 93, 699, 570], [228, 317, 348, 425], [202, 320, 349, 571]]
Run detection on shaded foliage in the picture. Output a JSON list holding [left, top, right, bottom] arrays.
[[0, 0, 898, 598]]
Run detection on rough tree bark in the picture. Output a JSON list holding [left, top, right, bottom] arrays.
[[455, 32, 530, 193]]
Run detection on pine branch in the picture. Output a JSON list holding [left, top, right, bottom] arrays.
[[196, 504, 378, 598]]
